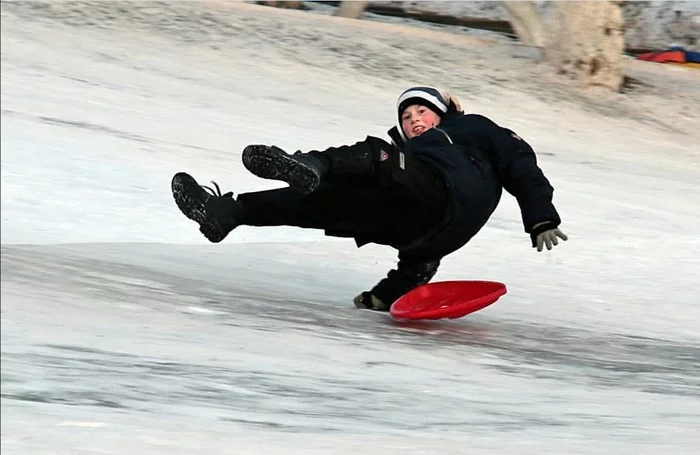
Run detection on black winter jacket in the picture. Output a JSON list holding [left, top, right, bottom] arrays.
[[369, 111, 562, 305]]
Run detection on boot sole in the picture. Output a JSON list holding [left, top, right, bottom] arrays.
[[242, 145, 318, 193], [171, 172, 227, 243]]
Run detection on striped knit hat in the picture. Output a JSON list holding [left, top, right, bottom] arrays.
[[396, 86, 450, 122], [396, 86, 462, 142]]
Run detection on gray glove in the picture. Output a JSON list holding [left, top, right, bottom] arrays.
[[530, 222, 568, 252], [534, 227, 568, 252], [353, 292, 391, 312]]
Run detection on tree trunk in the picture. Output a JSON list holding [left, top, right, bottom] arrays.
[[547, 1, 626, 92], [336, 1, 369, 19], [501, 1, 546, 47]]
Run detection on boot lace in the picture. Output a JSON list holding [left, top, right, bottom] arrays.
[[201, 181, 233, 198]]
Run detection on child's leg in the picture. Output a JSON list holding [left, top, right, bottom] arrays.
[[237, 176, 440, 246]]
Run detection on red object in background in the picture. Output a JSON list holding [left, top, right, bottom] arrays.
[[637, 50, 686, 63], [390, 280, 507, 320]]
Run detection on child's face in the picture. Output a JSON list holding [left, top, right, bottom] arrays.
[[401, 104, 442, 139]]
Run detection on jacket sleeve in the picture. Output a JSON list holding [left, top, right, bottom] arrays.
[[370, 253, 440, 305], [463, 114, 561, 233]]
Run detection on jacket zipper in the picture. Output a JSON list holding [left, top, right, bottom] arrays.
[[433, 127, 453, 144]]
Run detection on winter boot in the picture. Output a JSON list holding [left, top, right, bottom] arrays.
[[171, 172, 242, 243], [242, 145, 329, 194], [242, 142, 387, 193]]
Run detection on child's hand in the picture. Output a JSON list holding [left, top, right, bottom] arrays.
[[531, 222, 568, 252]]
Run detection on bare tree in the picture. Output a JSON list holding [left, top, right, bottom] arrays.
[[501, 1, 546, 47], [546, 1, 626, 92], [336, 1, 369, 19], [501, 1, 625, 91]]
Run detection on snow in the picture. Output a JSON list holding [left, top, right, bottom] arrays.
[[1, 2, 699, 454]]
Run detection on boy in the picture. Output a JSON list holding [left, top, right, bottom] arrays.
[[171, 86, 567, 311]]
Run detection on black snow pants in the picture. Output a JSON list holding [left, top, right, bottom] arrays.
[[237, 155, 448, 250]]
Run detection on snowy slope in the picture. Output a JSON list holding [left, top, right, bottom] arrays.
[[2, 2, 699, 454]]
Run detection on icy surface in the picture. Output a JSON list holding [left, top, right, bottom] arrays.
[[2, 2, 699, 454]]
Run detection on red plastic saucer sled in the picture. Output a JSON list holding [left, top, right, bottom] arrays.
[[390, 280, 507, 320]]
